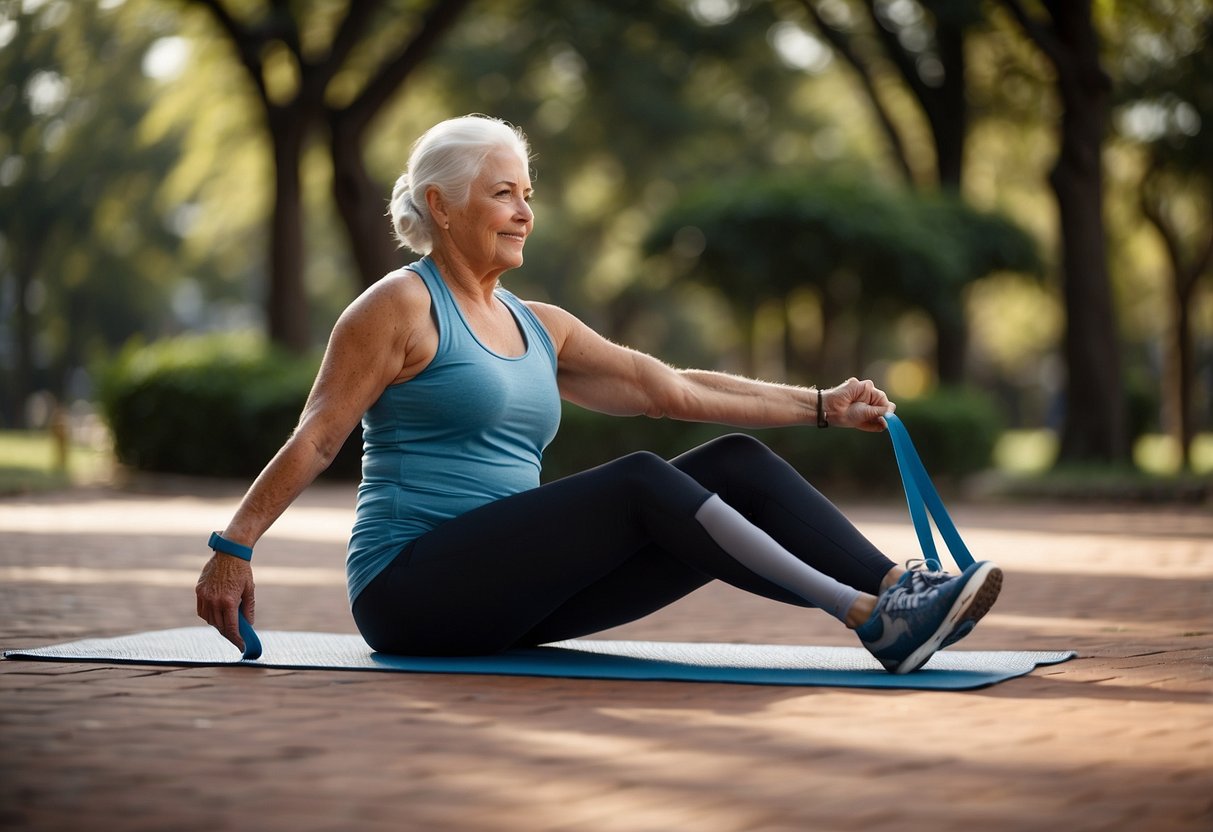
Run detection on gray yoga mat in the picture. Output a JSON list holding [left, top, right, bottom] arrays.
[[3, 627, 1075, 690]]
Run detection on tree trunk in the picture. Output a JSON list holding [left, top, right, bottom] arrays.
[[930, 20, 967, 190], [330, 119, 403, 289], [999, 0, 1128, 463], [7, 234, 47, 428], [322, 0, 472, 290], [817, 292, 850, 384], [267, 115, 312, 354], [1050, 29, 1127, 463], [1051, 120, 1126, 461], [931, 306, 966, 387], [927, 22, 969, 385], [9, 259, 35, 428], [1142, 170, 1210, 472], [1174, 291, 1195, 469]]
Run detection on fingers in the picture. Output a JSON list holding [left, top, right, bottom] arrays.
[[242, 584, 256, 627], [857, 404, 889, 432], [196, 554, 254, 652], [218, 604, 243, 651], [196, 598, 243, 650], [829, 378, 895, 431]]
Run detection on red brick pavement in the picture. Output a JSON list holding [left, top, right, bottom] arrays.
[[1, 481, 1210, 831]]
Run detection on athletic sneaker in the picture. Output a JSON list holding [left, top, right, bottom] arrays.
[[856, 560, 1003, 674], [902, 561, 1001, 648]]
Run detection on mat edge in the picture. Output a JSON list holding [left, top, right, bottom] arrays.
[[3, 640, 1079, 691]]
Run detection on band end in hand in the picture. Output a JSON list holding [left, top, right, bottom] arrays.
[[238, 608, 262, 661]]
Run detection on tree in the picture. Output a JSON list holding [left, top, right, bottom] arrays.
[[794, 0, 986, 383], [996, 0, 1128, 464], [1116, 12, 1213, 470], [185, 0, 472, 352], [796, 0, 978, 189], [644, 175, 1039, 381], [0, 0, 185, 427], [415, 0, 804, 334]]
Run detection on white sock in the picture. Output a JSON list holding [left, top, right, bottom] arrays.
[[694, 494, 861, 622]]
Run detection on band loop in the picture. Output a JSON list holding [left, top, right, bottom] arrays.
[[884, 412, 974, 572], [208, 531, 253, 562]]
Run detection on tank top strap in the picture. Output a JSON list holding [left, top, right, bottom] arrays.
[[496, 288, 557, 372], [406, 256, 461, 361]]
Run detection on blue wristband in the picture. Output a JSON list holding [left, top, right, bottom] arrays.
[[208, 531, 253, 561]]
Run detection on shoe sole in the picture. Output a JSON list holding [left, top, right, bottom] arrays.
[[887, 563, 1004, 674], [941, 564, 1004, 649]]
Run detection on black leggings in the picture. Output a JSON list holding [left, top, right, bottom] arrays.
[[352, 433, 894, 655]]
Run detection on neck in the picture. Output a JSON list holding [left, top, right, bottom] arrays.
[[428, 249, 504, 305]]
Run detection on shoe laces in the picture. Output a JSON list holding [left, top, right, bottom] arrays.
[[905, 558, 952, 583], [881, 578, 936, 611]]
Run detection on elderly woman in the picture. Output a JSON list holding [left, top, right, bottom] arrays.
[[196, 115, 1001, 674]]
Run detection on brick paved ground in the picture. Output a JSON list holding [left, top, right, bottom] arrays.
[[1, 480, 1210, 831]]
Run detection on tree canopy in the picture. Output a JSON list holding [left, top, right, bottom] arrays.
[[0, 0, 188, 426], [645, 173, 1040, 380], [1, 0, 1209, 469]]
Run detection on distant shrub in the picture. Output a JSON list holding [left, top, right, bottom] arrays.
[[100, 335, 999, 490], [881, 387, 1004, 486], [98, 333, 361, 479]]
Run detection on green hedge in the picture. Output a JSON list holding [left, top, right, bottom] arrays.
[[99, 333, 362, 479], [100, 333, 1001, 488]]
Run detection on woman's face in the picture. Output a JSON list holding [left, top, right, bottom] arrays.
[[443, 147, 533, 274]]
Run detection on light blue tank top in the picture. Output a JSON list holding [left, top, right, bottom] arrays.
[[345, 256, 561, 604]]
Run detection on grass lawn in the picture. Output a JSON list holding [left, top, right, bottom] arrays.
[[0, 430, 114, 494]]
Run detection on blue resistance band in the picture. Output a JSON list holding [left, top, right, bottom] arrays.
[[238, 607, 262, 661], [884, 412, 975, 573]]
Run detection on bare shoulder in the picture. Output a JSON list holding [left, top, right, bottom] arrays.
[[345, 268, 431, 326], [523, 300, 579, 352], [330, 268, 436, 384]]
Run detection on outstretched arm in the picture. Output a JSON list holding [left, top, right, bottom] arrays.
[[529, 302, 893, 432]]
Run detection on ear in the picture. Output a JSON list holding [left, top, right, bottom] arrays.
[[425, 186, 449, 230]]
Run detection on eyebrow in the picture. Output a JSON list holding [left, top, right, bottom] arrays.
[[493, 180, 534, 195]]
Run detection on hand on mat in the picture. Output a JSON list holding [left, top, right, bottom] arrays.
[[196, 553, 256, 655], [825, 378, 894, 432]]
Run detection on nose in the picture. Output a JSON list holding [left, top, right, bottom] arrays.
[[516, 197, 533, 224]]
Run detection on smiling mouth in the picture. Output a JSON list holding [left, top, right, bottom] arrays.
[[499, 232, 526, 242]]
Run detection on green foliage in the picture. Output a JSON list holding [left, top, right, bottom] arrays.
[[544, 387, 1003, 493], [1114, 13, 1213, 177], [0, 1, 191, 424], [98, 329, 1003, 488], [883, 387, 1004, 483], [645, 174, 1040, 312], [98, 333, 361, 479], [418, 0, 816, 321], [642, 175, 1041, 382]]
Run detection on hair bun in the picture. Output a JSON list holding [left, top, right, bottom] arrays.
[[389, 172, 431, 252]]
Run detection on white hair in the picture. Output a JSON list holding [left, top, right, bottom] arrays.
[[388, 114, 531, 254]]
